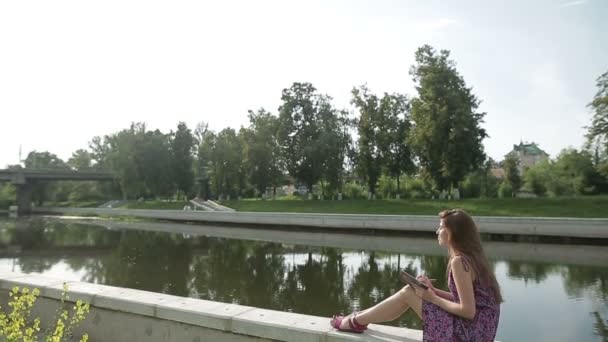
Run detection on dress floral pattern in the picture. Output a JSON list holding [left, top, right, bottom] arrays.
[[421, 257, 500, 342]]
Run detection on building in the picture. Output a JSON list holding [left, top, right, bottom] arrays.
[[506, 141, 549, 174]]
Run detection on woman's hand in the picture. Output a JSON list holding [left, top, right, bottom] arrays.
[[413, 285, 437, 302], [417, 275, 435, 292]]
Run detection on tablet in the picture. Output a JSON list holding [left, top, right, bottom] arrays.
[[399, 270, 429, 290]]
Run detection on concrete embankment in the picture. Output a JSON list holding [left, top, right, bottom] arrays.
[[56, 218, 608, 267], [33, 207, 608, 239], [0, 272, 423, 342]]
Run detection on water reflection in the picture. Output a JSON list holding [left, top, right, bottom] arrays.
[[0, 217, 607, 341]]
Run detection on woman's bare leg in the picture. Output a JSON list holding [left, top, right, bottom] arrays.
[[339, 285, 422, 329]]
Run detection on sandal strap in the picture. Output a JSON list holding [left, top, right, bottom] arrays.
[[352, 314, 368, 329], [347, 317, 359, 331], [348, 316, 365, 333]]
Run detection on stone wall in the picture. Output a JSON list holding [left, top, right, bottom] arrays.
[[0, 272, 423, 342]]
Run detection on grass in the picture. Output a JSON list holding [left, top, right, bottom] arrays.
[[122, 200, 190, 210], [40, 200, 107, 208], [219, 196, 608, 218]]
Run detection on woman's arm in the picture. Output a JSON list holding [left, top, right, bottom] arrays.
[[419, 257, 476, 320], [418, 275, 454, 301], [433, 288, 455, 301]]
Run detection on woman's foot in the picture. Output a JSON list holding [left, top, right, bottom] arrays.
[[329, 312, 368, 333]]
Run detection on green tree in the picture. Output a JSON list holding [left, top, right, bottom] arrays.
[[64, 149, 100, 202], [104, 123, 147, 199], [587, 71, 608, 150], [409, 45, 487, 192], [141, 130, 174, 198], [23, 151, 69, 205], [522, 160, 550, 196], [89, 135, 128, 199], [380, 93, 415, 197], [317, 103, 350, 198], [24, 151, 67, 170], [351, 85, 383, 196], [277, 82, 324, 193], [197, 129, 217, 198], [503, 154, 521, 196], [171, 122, 195, 199], [553, 148, 604, 195], [67, 149, 93, 170], [243, 109, 283, 197], [214, 128, 242, 198]]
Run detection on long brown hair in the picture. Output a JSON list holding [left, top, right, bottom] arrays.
[[440, 209, 503, 303]]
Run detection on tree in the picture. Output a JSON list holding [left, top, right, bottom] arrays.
[[553, 148, 605, 195], [23, 151, 69, 205], [243, 109, 283, 197], [351, 85, 383, 196], [67, 149, 93, 170], [66, 149, 99, 201], [171, 122, 195, 199], [522, 160, 550, 196], [277, 82, 324, 194], [409, 45, 487, 192], [24, 151, 67, 170], [89, 136, 122, 198], [318, 108, 352, 197], [141, 130, 174, 198], [587, 71, 608, 150], [197, 129, 217, 199], [379, 93, 415, 196], [214, 128, 242, 198], [587, 71, 608, 185], [503, 154, 521, 196], [104, 123, 147, 199]]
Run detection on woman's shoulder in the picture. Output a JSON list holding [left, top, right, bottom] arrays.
[[450, 255, 472, 274], [450, 254, 466, 266]]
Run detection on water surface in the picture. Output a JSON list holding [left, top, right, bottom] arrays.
[[0, 217, 606, 341]]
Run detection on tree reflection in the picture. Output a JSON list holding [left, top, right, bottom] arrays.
[[95, 230, 193, 296], [2, 217, 608, 339], [562, 264, 608, 301], [592, 312, 608, 342], [506, 260, 555, 284], [420, 254, 449, 291]]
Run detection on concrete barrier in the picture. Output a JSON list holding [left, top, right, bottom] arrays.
[[33, 207, 608, 239], [0, 272, 423, 342], [58, 218, 608, 267]]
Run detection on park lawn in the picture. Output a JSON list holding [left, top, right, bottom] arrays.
[[122, 201, 190, 210], [220, 196, 608, 218], [41, 200, 107, 208]]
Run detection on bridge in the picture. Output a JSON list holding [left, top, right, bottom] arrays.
[[0, 168, 115, 215]]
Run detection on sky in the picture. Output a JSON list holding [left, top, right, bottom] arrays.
[[1, 0, 607, 168]]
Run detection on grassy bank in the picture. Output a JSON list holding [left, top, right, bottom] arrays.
[[122, 201, 190, 210], [40, 200, 107, 208], [219, 196, 608, 218]]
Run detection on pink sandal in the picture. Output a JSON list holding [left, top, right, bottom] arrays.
[[329, 313, 368, 333]]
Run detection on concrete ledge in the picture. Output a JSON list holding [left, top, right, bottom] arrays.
[[0, 272, 423, 342], [52, 217, 608, 266], [34, 207, 608, 238]]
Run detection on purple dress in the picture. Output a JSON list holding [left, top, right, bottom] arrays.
[[421, 257, 500, 342]]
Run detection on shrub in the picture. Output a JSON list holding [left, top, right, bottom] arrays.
[[0, 284, 90, 342], [378, 176, 397, 199], [498, 182, 513, 198], [403, 177, 430, 199], [522, 166, 548, 196], [343, 182, 367, 200], [460, 173, 482, 198]]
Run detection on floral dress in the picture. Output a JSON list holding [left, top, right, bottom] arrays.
[[421, 257, 500, 341]]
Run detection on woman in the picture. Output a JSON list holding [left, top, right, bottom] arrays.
[[330, 209, 502, 341]]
